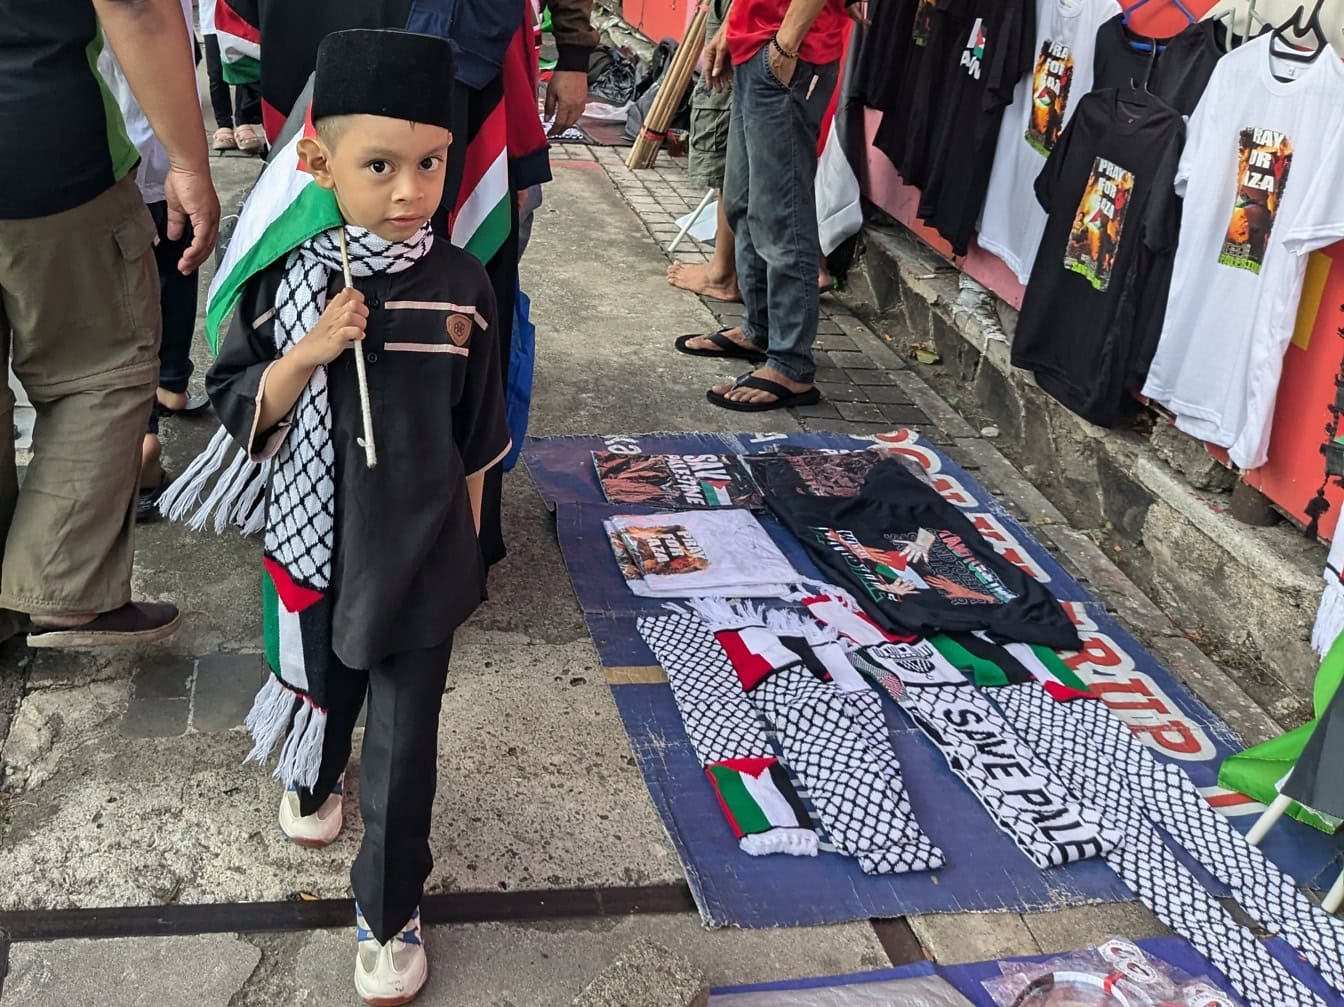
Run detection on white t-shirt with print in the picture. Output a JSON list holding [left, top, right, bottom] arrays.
[[979, 0, 1121, 284], [1141, 35, 1344, 469]]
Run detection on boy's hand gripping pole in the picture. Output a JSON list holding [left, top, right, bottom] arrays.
[[337, 227, 378, 469]]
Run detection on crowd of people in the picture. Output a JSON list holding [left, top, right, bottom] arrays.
[[0, 0, 856, 1002]]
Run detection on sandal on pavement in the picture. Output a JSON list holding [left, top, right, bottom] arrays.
[[212, 127, 237, 152], [136, 470, 171, 524], [26, 602, 182, 649], [674, 329, 768, 364], [234, 124, 266, 154], [157, 390, 212, 418], [707, 373, 821, 412]]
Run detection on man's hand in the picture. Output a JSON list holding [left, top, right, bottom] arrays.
[[702, 29, 730, 92], [164, 164, 220, 275], [545, 70, 587, 135], [767, 41, 798, 87], [846, 1, 872, 25], [295, 289, 369, 368]]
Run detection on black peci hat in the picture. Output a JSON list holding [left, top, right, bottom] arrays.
[[312, 29, 455, 130]]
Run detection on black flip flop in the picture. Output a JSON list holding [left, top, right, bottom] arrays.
[[674, 329, 768, 364], [137, 471, 171, 524], [707, 373, 821, 412]]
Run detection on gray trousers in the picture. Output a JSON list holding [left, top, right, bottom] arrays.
[[299, 638, 454, 944], [722, 44, 838, 384]]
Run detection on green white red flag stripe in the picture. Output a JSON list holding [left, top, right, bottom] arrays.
[[214, 0, 261, 84], [450, 100, 511, 264]]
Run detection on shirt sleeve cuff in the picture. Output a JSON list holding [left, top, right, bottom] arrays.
[[466, 440, 513, 481], [554, 43, 593, 73], [248, 360, 295, 462]]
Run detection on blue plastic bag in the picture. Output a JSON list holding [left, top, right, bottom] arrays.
[[503, 279, 536, 472]]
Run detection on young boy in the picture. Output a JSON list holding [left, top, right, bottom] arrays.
[[207, 29, 510, 1005]]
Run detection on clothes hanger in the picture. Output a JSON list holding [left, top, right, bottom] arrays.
[[1123, 0, 1198, 31], [1270, 0, 1328, 63]]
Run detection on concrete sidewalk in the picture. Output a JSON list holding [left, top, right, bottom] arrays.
[[3, 135, 1299, 1003]]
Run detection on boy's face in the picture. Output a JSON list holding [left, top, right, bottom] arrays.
[[299, 115, 452, 243]]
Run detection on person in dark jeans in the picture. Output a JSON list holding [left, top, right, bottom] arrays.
[[678, 0, 861, 412], [138, 202, 208, 521], [203, 33, 265, 153]]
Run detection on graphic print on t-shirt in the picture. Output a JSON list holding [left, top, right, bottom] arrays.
[[912, 0, 937, 46], [592, 451, 763, 509], [1026, 40, 1075, 155], [620, 525, 710, 576], [960, 19, 987, 80], [813, 526, 1019, 606], [1219, 127, 1293, 274], [1064, 156, 1135, 292]]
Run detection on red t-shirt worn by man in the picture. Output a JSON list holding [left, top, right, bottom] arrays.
[[726, 0, 850, 66]]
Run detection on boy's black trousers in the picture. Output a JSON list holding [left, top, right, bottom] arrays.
[[298, 638, 453, 945]]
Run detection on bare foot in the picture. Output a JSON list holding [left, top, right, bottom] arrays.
[[681, 327, 762, 355], [711, 365, 813, 406], [667, 261, 743, 302], [156, 388, 188, 412]]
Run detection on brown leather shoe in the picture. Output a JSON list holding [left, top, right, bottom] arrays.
[[26, 602, 182, 649]]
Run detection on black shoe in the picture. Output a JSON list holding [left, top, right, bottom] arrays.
[[26, 602, 183, 649]]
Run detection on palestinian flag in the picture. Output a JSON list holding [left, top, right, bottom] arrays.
[[705, 756, 819, 857], [816, 23, 862, 257], [932, 633, 1093, 701], [699, 479, 734, 507], [205, 94, 511, 354], [215, 0, 261, 85]]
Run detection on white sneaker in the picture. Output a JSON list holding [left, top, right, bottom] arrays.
[[277, 776, 343, 848], [354, 906, 428, 1006]]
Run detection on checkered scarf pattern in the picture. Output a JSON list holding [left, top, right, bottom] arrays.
[[997, 684, 1330, 1007], [265, 224, 432, 592]]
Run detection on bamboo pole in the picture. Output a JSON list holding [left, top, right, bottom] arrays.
[[625, 6, 709, 169]]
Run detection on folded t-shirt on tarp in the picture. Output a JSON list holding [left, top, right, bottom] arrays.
[[606, 509, 801, 598], [765, 460, 1082, 649]]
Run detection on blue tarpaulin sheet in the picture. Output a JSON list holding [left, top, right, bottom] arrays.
[[524, 431, 1344, 928]]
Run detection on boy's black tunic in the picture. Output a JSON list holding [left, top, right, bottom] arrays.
[[207, 239, 511, 669]]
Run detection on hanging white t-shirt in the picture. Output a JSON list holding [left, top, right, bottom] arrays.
[[978, 0, 1120, 284], [1141, 35, 1344, 469]]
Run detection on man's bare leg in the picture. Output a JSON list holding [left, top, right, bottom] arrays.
[[667, 195, 742, 302]]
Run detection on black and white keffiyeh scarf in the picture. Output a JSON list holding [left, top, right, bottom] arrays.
[[163, 223, 433, 788]]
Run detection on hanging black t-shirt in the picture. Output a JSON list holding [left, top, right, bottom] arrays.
[[1092, 15, 1227, 116], [1011, 87, 1185, 426], [853, 0, 918, 112], [876, 0, 970, 188], [766, 459, 1083, 648], [916, 0, 1036, 256]]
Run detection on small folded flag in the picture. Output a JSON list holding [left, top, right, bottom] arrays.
[[705, 757, 818, 857]]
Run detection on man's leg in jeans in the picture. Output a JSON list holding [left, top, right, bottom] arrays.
[[680, 80, 768, 361], [0, 176, 163, 624], [351, 638, 453, 944], [713, 49, 839, 405]]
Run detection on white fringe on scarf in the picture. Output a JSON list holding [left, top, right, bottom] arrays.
[[763, 607, 838, 646], [156, 426, 270, 536], [740, 828, 819, 857], [243, 675, 327, 789], [670, 598, 766, 633]]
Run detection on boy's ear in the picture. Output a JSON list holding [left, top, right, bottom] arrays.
[[298, 136, 335, 190]]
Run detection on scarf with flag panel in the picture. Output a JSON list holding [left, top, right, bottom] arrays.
[[637, 611, 820, 858], [683, 599, 945, 875], [798, 589, 1118, 869]]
